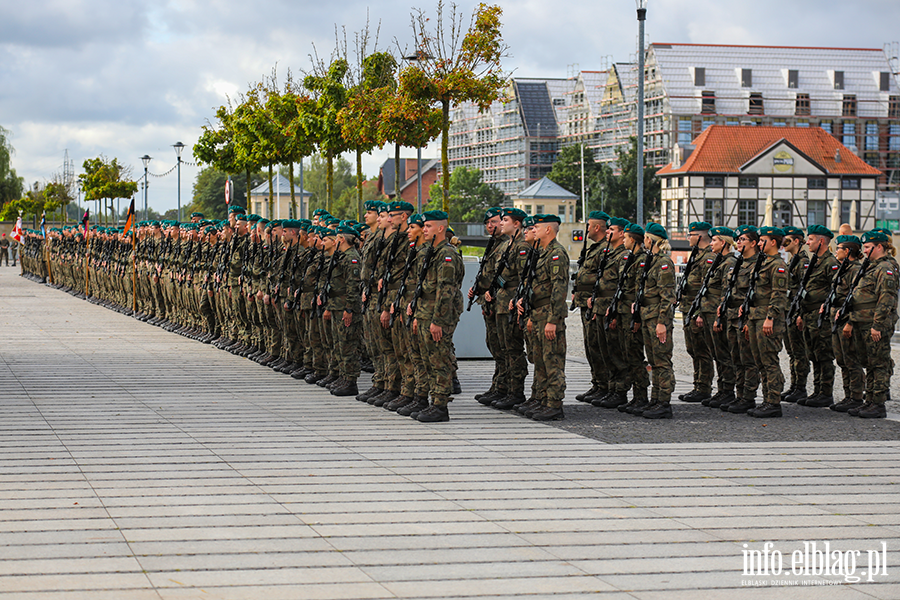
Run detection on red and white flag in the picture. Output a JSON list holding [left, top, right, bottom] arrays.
[[10, 217, 23, 243]]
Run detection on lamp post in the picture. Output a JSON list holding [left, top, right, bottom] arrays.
[[403, 51, 434, 214], [173, 142, 185, 222], [141, 155, 151, 222], [635, 0, 647, 226]]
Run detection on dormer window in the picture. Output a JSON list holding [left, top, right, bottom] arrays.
[[834, 71, 844, 90], [788, 70, 799, 88], [694, 67, 705, 86], [741, 68, 752, 87]]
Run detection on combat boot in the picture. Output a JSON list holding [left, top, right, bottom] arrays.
[[576, 387, 599, 402], [702, 391, 721, 406], [748, 402, 782, 418], [531, 404, 564, 421], [598, 391, 628, 409], [523, 401, 546, 419], [680, 390, 704, 403], [642, 402, 673, 419], [708, 391, 735, 409], [474, 389, 494, 401], [452, 377, 462, 395], [493, 394, 526, 410], [304, 371, 325, 384], [417, 404, 450, 423], [727, 398, 756, 413], [624, 397, 651, 415], [317, 373, 338, 387], [516, 398, 541, 415], [398, 395, 429, 417], [385, 395, 413, 411], [371, 390, 399, 407], [332, 380, 359, 397], [780, 383, 796, 402], [856, 403, 887, 419], [830, 398, 863, 412], [804, 393, 833, 408], [477, 390, 502, 406]]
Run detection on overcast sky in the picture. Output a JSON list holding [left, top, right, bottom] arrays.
[[2, 0, 899, 215]]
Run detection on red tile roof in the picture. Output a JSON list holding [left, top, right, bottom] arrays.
[[657, 125, 883, 177]]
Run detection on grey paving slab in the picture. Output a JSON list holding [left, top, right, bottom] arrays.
[[2, 269, 900, 599]]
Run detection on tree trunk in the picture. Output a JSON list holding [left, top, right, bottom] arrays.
[[394, 143, 401, 201], [245, 169, 251, 211], [288, 162, 296, 219], [326, 151, 333, 214], [441, 99, 450, 213], [356, 149, 363, 222], [267, 164, 274, 219]]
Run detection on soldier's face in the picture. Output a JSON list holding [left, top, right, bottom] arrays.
[[588, 220, 606, 242], [608, 226, 624, 244], [365, 210, 378, 227], [407, 224, 422, 242], [499, 216, 517, 236], [711, 236, 725, 253], [485, 216, 501, 235], [524, 226, 535, 242]]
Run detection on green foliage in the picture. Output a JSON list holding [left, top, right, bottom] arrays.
[[191, 166, 262, 220], [0, 125, 24, 210], [601, 137, 661, 222], [302, 154, 355, 216], [426, 166, 505, 222], [547, 143, 612, 221], [303, 58, 351, 211], [78, 156, 138, 224], [335, 177, 382, 221]]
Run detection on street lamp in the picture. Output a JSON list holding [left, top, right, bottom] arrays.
[[635, 0, 647, 226], [173, 142, 185, 222], [141, 155, 151, 222], [403, 51, 434, 214]]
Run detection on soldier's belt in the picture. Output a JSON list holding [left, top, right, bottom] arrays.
[[388, 282, 402, 290], [574, 284, 593, 292], [596, 291, 615, 299], [532, 296, 551, 308], [852, 301, 877, 311], [503, 280, 518, 289]]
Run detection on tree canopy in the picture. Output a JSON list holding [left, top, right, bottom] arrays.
[[426, 166, 505, 222], [0, 126, 24, 211]]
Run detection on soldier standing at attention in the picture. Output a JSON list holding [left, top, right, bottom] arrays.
[[744, 227, 789, 418], [637, 223, 676, 419], [722, 226, 760, 414], [843, 230, 899, 419], [412, 211, 464, 423], [781, 226, 810, 403], [678, 222, 714, 404], [829, 235, 864, 413], [471, 208, 505, 405], [0, 233, 9, 266], [796, 225, 840, 408], [701, 227, 739, 408], [328, 225, 363, 397], [521, 214, 569, 421], [571, 211, 610, 403]]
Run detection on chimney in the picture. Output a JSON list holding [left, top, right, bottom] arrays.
[[834, 149, 841, 163]]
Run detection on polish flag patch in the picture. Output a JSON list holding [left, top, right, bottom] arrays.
[[519, 250, 527, 255], [831, 265, 839, 270], [351, 259, 358, 264], [552, 255, 560, 261], [777, 267, 786, 273], [661, 264, 669, 270], [639, 262, 646, 267], [707, 258, 714, 264], [445, 256, 453, 262], [888, 270, 895, 276]]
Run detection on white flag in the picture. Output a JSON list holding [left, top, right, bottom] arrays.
[[11, 217, 23, 243]]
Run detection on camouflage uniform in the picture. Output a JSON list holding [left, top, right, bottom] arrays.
[[832, 259, 863, 402], [726, 256, 758, 408], [747, 254, 789, 406], [784, 250, 810, 394], [699, 251, 738, 402], [639, 253, 676, 407], [529, 239, 570, 414], [493, 233, 532, 401], [590, 243, 628, 399], [614, 248, 650, 400], [678, 245, 714, 397], [474, 234, 508, 396], [329, 246, 363, 383], [571, 240, 608, 395], [799, 250, 840, 401]]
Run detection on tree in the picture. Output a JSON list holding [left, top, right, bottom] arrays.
[[77, 157, 138, 226], [192, 166, 261, 220], [426, 166, 505, 222], [601, 137, 661, 222], [335, 177, 383, 220], [547, 143, 613, 221], [194, 102, 259, 211], [404, 2, 509, 212], [0, 125, 24, 210], [302, 154, 355, 216]]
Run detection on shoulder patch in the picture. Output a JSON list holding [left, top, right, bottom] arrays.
[[660, 264, 669, 270], [831, 265, 839, 271], [351, 259, 358, 264], [777, 267, 786, 273], [639, 262, 646, 268], [552, 255, 560, 261], [519, 250, 527, 255], [706, 258, 714, 264], [888, 270, 895, 276], [803, 263, 810, 269], [444, 256, 453, 262]]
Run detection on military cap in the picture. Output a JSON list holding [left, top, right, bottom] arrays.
[[501, 207, 528, 221], [588, 210, 610, 223], [319, 227, 336, 238], [191, 212, 204, 218], [608, 216, 629, 229], [246, 214, 261, 223], [373, 201, 387, 213], [483, 207, 503, 222], [337, 225, 359, 237], [364, 200, 381, 211], [689, 221, 712, 232], [710, 226, 736, 238], [313, 208, 327, 216], [389, 200, 415, 213], [228, 205, 245, 214], [423, 210, 449, 222], [735, 224, 758, 239], [861, 230, 890, 243], [645, 222, 669, 240], [836, 234, 862, 246], [782, 226, 804, 238], [282, 219, 300, 229], [807, 224, 834, 238], [758, 226, 785, 238], [625, 222, 644, 236], [533, 214, 562, 224], [874, 227, 894, 238], [171, 221, 181, 228], [235, 214, 248, 221], [447, 226, 456, 237], [298, 219, 312, 230], [408, 213, 424, 227], [355, 223, 370, 233]]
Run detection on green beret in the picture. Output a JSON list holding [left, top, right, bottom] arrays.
[[246, 214, 260, 223], [689, 221, 712, 232], [807, 224, 834, 238], [533, 214, 562, 224], [408, 213, 424, 227], [320, 228, 336, 238], [423, 210, 449, 222], [171, 221, 181, 228], [608, 217, 629, 229], [861, 230, 890, 244], [836, 235, 862, 246], [191, 212, 204, 218], [364, 200, 381, 211], [782, 226, 804, 238], [281, 220, 299, 229], [735, 224, 758, 239], [523, 216, 535, 228], [588, 210, 610, 223], [389, 200, 414, 213], [313, 208, 327, 216], [355, 223, 370, 233], [483, 207, 503, 222], [645, 222, 668, 239], [228, 205, 245, 214], [710, 226, 735, 238], [874, 228, 893, 238], [337, 225, 359, 238], [501, 207, 528, 221], [298, 219, 311, 231], [624, 223, 644, 236], [758, 226, 785, 238]]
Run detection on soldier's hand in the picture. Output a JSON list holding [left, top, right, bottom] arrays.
[[544, 322, 556, 341], [516, 298, 524, 316], [406, 303, 413, 317], [343, 311, 352, 327], [871, 328, 882, 342], [467, 287, 475, 300], [377, 279, 383, 292], [796, 316, 803, 331], [263, 294, 271, 305], [484, 291, 492, 302], [742, 325, 749, 341], [412, 318, 418, 334], [526, 318, 534, 333], [763, 317, 774, 336], [323, 309, 332, 321], [656, 322, 667, 344], [380, 311, 390, 328], [608, 315, 617, 330], [361, 292, 368, 303], [843, 322, 853, 339], [696, 316, 704, 328], [587, 297, 593, 309], [430, 322, 443, 342]]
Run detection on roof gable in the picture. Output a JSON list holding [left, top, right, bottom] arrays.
[[739, 138, 827, 175], [250, 173, 311, 196], [515, 176, 578, 200]]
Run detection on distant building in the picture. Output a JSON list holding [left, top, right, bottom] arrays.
[[657, 125, 882, 234], [249, 173, 312, 220], [377, 157, 439, 207], [511, 176, 579, 224]]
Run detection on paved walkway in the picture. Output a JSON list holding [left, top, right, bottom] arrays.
[[0, 269, 898, 599]]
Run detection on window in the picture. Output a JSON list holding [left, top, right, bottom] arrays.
[[748, 93, 763, 115], [843, 121, 856, 148], [741, 68, 752, 87], [842, 95, 857, 117], [834, 71, 844, 90], [678, 177, 684, 188], [807, 200, 826, 227], [738, 200, 757, 226], [841, 178, 860, 190], [702, 117, 715, 131], [881, 72, 891, 93], [891, 124, 900, 152], [866, 122, 879, 151], [890, 96, 900, 118], [678, 118, 692, 144], [694, 67, 705, 86], [536, 205, 544, 214], [796, 119, 810, 128], [524, 204, 532, 213], [795, 93, 810, 116], [738, 176, 758, 188], [788, 70, 799, 88], [701, 91, 715, 114], [704, 176, 724, 188], [820, 120, 833, 134], [808, 177, 827, 189], [558, 204, 567, 223], [704, 199, 723, 226], [841, 201, 859, 229], [773, 119, 787, 127]]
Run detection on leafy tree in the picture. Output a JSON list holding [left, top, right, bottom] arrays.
[[404, 2, 508, 212], [600, 137, 661, 222], [194, 103, 259, 212], [547, 143, 613, 221], [0, 125, 24, 210], [77, 157, 138, 226], [191, 166, 262, 220], [335, 177, 383, 220], [426, 166, 505, 222], [302, 154, 355, 216], [269, 77, 316, 219]]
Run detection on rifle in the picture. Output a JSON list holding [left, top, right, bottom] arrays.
[[714, 254, 743, 330], [817, 258, 852, 329], [831, 255, 872, 334], [785, 252, 819, 327], [514, 241, 541, 329], [584, 239, 613, 312], [309, 247, 326, 312], [377, 231, 404, 311], [316, 249, 342, 317], [738, 252, 766, 331], [674, 245, 699, 306], [388, 241, 417, 328], [686, 252, 724, 324], [406, 238, 437, 327], [572, 227, 589, 280], [361, 236, 385, 310], [605, 251, 638, 330], [630, 252, 656, 331], [484, 233, 518, 315], [466, 235, 498, 311]]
